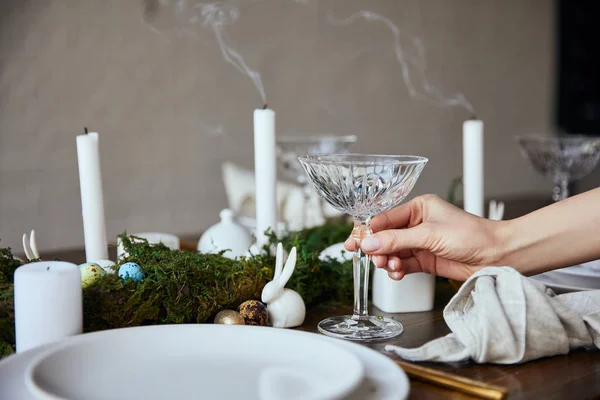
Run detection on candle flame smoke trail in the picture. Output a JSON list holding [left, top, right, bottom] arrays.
[[197, 2, 266, 104], [142, 0, 474, 115], [327, 7, 475, 115], [143, 0, 266, 104]]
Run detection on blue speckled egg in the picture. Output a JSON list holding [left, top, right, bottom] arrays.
[[118, 262, 144, 282]]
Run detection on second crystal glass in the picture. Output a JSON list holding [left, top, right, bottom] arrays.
[[298, 154, 428, 341], [277, 135, 357, 229], [515, 135, 600, 201]]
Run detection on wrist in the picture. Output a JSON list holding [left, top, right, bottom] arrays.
[[489, 219, 517, 269], [489, 217, 539, 275]]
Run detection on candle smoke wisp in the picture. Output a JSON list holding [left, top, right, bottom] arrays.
[[142, 1, 266, 104], [327, 3, 475, 115]]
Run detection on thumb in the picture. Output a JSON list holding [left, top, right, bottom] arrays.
[[360, 225, 431, 255]]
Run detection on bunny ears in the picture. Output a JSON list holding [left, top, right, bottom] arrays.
[[488, 200, 505, 221], [273, 243, 297, 287], [22, 230, 40, 261]]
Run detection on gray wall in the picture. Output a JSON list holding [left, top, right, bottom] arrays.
[[0, 0, 555, 251]]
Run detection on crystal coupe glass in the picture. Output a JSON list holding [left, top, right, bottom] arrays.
[[277, 135, 357, 229], [516, 135, 600, 201], [298, 154, 428, 341]]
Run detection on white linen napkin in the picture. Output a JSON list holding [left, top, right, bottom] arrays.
[[385, 266, 600, 364]]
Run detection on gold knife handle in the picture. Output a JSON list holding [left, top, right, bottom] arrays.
[[395, 360, 508, 400]]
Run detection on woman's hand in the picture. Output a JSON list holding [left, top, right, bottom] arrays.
[[344, 194, 503, 281]]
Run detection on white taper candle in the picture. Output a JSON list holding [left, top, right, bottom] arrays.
[[76, 132, 108, 261], [253, 107, 278, 247], [14, 261, 82, 352], [463, 119, 484, 217]]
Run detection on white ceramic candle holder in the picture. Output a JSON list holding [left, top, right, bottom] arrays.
[[117, 232, 181, 260], [371, 269, 435, 313]]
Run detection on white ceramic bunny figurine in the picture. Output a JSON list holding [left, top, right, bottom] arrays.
[[261, 243, 306, 328]]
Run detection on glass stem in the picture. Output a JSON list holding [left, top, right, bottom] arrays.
[[553, 174, 569, 202], [352, 218, 372, 319]]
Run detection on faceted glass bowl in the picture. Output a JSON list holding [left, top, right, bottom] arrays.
[[516, 135, 600, 201]]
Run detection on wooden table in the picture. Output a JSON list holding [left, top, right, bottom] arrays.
[[43, 235, 600, 400], [298, 285, 600, 399]]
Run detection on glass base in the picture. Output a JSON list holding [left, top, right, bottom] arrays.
[[317, 315, 404, 342]]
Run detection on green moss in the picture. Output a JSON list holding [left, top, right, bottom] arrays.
[[446, 175, 462, 206], [0, 219, 355, 359], [83, 235, 273, 331], [0, 282, 14, 358], [0, 244, 22, 284], [273, 219, 354, 305]]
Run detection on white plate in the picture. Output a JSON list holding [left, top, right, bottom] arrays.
[[24, 325, 363, 400], [531, 261, 600, 294], [0, 326, 409, 400], [560, 260, 600, 277], [530, 274, 593, 294]]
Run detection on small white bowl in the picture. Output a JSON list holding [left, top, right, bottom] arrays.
[[117, 232, 180, 260]]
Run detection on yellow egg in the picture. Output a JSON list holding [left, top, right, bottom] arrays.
[[79, 263, 106, 288]]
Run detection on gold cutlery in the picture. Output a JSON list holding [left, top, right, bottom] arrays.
[[395, 360, 508, 399]]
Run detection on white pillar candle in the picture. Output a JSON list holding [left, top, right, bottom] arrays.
[[253, 107, 278, 247], [14, 261, 83, 353], [76, 132, 108, 261], [462, 119, 484, 217]]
